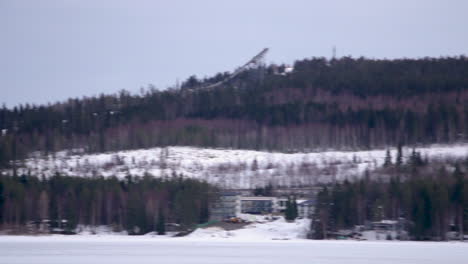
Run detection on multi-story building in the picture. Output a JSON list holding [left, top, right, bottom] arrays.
[[297, 200, 315, 218], [210, 191, 241, 221], [211, 191, 317, 221]]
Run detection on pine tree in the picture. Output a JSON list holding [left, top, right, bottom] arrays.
[[285, 197, 293, 221], [384, 149, 392, 167], [156, 207, 166, 235], [285, 196, 297, 221], [199, 199, 209, 224], [251, 159, 258, 171], [452, 164, 464, 241], [409, 148, 424, 167], [0, 181, 3, 223], [313, 186, 330, 239], [292, 197, 298, 219], [396, 143, 403, 167]]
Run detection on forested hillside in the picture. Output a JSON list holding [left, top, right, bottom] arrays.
[[1, 56, 468, 166], [311, 152, 468, 241]]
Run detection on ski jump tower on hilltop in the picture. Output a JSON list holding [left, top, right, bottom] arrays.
[[200, 48, 269, 90]]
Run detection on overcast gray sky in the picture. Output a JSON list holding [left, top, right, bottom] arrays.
[[1, 0, 467, 108]]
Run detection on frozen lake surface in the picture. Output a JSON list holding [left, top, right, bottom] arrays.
[[1, 236, 467, 264]]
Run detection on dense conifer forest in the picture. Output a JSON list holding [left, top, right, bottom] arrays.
[[1, 56, 468, 166], [0, 173, 214, 234], [311, 150, 468, 241]]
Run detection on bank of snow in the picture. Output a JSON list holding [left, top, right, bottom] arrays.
[[188, 216, 310, 241], [9, 144, 468, 188]]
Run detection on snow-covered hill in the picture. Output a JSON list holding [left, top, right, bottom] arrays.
[[188, 215, 310, 241], [9, 144, 468, 189]]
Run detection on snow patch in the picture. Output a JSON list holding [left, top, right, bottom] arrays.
[[188, 216, 310, 241]]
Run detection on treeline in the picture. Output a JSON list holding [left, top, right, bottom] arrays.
[[311, 154, 468, 241], [1, 56, 468, 165], [0, 173, 214, 234]]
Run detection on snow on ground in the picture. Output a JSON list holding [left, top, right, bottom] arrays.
[[1, 236, 467, 264], [69, 225, 181, 238], [188, 216, 310, 241], [8, 144, 468, 188], [70, 215, 310, 241], [361, 230, 397, 241], [74, 225, 128, 236], [1, 215, 467, 263]]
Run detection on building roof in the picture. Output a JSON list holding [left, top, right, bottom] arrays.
[[240, 196, 276, 201], [298, 200, 315, 206], [219, 191, 240, 196]]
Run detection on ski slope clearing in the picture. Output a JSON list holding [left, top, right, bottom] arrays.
[[11, 144, 468, 188], [0, 236, 467, 264]]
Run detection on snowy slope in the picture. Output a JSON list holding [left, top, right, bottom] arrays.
[[188, 216, 310, 241], [8, 144, 468, 189]]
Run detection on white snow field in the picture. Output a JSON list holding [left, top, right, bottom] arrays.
[[2, 217, 467, 263], [10, 144, 468, 188], [1, 236, 467, 264], [188, 215, 311, 241]]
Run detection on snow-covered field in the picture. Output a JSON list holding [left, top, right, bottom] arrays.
[[1, 236, 467, 264], [10, 144, 468, 188]]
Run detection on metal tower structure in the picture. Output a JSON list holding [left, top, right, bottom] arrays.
[[200, 48, 269, 90]]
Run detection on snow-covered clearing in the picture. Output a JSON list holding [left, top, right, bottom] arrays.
[[1, 236, 467, 264], [189, 215, 310, 241], [10, 144, 468, 188]]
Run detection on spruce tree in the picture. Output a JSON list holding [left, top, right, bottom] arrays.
[[409, 148, 424, 167], [451, 164, 464, 241], [285, 196, 297, 221], [292, 197, 298, 219], [156, 208, 166, 235], [384, 149, 392, 167], [285, 197, 293, 221], [199, 200, 209, 224], [314, 187, 330, 239], [396, 143, 403, 167], [0, 181, 3, 222]]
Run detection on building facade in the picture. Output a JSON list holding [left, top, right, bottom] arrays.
[[211, 191, 318, 220]]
